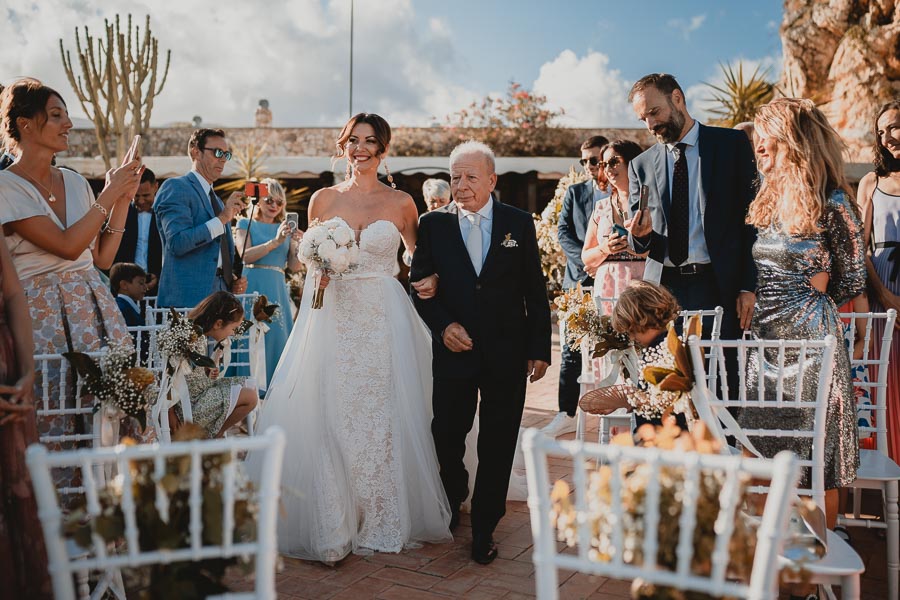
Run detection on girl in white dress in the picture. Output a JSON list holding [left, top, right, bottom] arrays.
[[245, 113, 451, 562]]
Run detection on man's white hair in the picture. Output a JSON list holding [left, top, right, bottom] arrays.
[[449, 140, 496, 173]]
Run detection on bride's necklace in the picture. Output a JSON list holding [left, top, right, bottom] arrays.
[[17, 166, 57, 203]]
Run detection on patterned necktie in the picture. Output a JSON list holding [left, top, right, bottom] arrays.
[[669, 142, 689, 266], [209, 189, 233, 287], [466, 213, 483, 275]]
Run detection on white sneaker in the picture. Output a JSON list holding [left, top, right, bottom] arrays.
[[541, 412, 577, 438]]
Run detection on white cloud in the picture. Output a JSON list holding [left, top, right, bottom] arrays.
[[667, 14, 707, 40], [685, 54, 783, 124], [0, 0, 480, 127], [532, 50, 635, 127]]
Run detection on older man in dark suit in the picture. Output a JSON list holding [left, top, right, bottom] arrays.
[[544, 135, 609, 438], [626, 73, 758, 341], [411, 141, 551, 565]]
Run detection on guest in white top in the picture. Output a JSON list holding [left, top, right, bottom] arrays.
[[0, 77, 143, 449]]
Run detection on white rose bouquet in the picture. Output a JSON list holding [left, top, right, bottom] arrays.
[[297, 219, 360, 309]]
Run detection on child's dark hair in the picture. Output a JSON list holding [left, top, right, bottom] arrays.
[[611, 281, 681, 338], [109, 262, 147, 295], [189, 291, 244, 333]]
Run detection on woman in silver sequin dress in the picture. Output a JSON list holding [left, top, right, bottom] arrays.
[[744, 99, 866, 526]]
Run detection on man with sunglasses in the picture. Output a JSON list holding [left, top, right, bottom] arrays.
[[153, 128, 248, 308], [544, 135, 609, 438]]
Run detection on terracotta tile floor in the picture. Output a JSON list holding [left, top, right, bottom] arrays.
[[236, 331, 891, 599]]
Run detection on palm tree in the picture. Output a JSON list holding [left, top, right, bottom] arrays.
[[704, 62, 775, 127]]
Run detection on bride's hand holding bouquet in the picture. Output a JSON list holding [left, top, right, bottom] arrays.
[[297, 219, 360, 308]]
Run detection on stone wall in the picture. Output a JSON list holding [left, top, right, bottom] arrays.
[[59, 126, 656, 159]]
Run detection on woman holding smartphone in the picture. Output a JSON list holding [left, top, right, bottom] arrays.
[[234, 177, 303, 385], [581, 139, 647, 307]]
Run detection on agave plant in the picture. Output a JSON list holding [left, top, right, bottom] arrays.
[[704, 62, 775, 127]]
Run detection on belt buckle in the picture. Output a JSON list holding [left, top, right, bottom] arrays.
[[682, 263, 698, 275]]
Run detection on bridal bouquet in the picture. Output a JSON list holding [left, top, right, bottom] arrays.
[[64, 341, 157, 445], [297, 219, 360, 309]]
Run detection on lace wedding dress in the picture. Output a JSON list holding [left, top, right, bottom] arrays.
[[245, 218, 452, 561]]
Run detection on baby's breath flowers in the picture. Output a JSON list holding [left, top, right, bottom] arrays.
[[64, 340, 156, 428]]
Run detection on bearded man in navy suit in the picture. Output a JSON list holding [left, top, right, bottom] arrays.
[[625, 73, 758, 341]]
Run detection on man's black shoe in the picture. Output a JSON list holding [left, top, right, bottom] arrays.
[[471, 534, 498, 565], [449, 507, 460, 532]]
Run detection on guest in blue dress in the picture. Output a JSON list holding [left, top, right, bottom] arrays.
[[234, 178, 303, 387]]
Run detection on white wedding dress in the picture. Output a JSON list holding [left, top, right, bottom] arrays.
[[245, 217, 452, 561]]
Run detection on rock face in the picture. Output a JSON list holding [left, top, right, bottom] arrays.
[[780, 0, 900, 162]]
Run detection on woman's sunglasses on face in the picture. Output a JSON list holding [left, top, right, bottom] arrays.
[[263, 197, 285, 207], [579, 156, 625, 170]]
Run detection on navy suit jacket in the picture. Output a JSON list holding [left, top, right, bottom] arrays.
[[153, 173, 235, 308], [628, 123, 758, 304], [112, 204, 163, 279], [557, 180, 597, 289], [115, 296, 144, 327], [411, 199, 551, 380]]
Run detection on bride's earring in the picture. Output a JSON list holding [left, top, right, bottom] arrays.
[[345, 158, 352, 180], [384, 161, 396, 189]]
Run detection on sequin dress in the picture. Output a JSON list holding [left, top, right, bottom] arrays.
[[744, 190, 866, 488]]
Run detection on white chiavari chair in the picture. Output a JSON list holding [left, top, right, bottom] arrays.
[[689, 335, 865, 599], [837, 309, 899, 600], [523, 428, 801, 600], [26, 427, 286, 600]]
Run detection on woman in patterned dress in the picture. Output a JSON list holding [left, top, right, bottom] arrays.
[[0, 78, 143, 450], [745, 98, 866, 528], [857, 98, 900, 462]]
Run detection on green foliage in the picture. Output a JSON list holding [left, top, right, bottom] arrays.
[[703, 62, 775, 127]]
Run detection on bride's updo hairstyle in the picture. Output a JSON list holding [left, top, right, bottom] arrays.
[[334, 112, 392, 160], [746, 98, 853, 235], [611, 280, 680, 339], [189, 291, 245, 332]]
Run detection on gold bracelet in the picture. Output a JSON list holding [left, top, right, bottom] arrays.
[[91, 201, 109, 217], [104, 224, 126, 234]]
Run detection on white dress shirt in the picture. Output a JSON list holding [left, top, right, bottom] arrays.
[[458, 199, 493, 266], [664, 120, 710, 266], [134, 209, 152, 270], [191, 169, 225, 268]]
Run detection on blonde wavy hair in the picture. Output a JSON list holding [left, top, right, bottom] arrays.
[[747, 98, 853, 235], [257, 177, 286, 222], [611, 281, 681, 338]]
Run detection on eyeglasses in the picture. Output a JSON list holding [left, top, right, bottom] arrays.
[[201, 147, 233, 161], [579, 156, 602, 167], [604, 157, 625, 170], [263, 197, 284, 207]]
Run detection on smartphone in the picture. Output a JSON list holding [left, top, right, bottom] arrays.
[[125, 134, 142, 163], [244, 182, 270, 198], [286, 212, 299, 231], [638, 185, 649, 212], [609, 223, 628, 238]]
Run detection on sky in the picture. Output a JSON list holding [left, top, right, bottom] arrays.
[[0, 0, 783, 129]]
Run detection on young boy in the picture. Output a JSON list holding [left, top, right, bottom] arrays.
[[110, 262, 147, 327]]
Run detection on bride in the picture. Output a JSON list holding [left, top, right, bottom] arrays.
[[246, 113, 452, 562]]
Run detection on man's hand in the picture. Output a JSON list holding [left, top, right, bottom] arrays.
[[442, 322, 473, 352], [736, 291, 756, 331], [526, 360, 549, 383], [232, 276, 248, 295], [220, 192, 247, 224], [412, 274, 438, 299], [144, 273, 158, 291], [624, 209, 652, 238]]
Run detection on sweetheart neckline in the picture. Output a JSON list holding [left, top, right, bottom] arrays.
[[330, 216, 399, 242]]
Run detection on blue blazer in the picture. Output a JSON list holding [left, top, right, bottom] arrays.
[[153, 173, 235, 308], [557, 180, 597, 289], [628, 123, 758, 303]]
